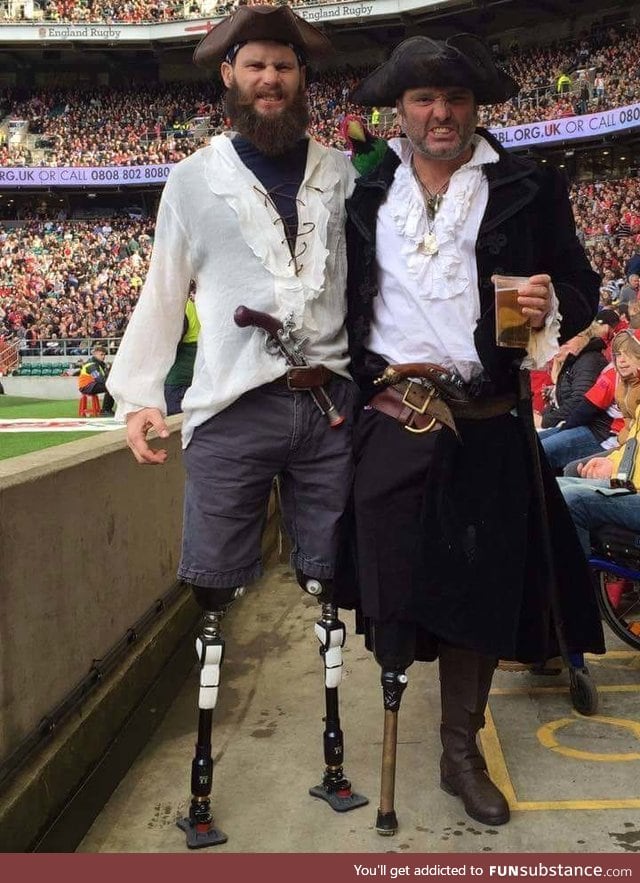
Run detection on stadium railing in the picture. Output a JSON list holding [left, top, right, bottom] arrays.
[[15, 336, 122, 360]]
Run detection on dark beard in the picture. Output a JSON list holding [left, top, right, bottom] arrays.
[[225, 82, 310, 157]]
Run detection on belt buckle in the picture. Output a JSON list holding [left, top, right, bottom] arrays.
[[401, 380, 430, 414], [286, 368, 306, 390], [401, 382, 437, 434]]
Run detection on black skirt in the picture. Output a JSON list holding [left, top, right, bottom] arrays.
[[336, 405, 605, 663]]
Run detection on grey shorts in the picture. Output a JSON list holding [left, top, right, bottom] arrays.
[[178, 377, 356, 588]]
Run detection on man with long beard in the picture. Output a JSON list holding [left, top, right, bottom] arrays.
[[107, 6, 366, 848]]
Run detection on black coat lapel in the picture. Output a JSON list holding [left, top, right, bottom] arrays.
[[477, 128, 540, 236]]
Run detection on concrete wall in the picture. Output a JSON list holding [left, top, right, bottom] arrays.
[[1, 376, 79, 399], [0, 416, 186, 761]]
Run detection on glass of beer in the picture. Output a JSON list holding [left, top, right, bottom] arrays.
[[494, 275, 531, 349]]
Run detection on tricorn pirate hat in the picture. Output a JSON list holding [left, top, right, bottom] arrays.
[[351, 34, 519, 107], [193, 4, 334, 70]]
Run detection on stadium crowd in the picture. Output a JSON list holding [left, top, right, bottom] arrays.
[[3, 175, 640, 344], [0, 0, 342, 24], [1, 23, 639, 167], [478, 24, 640, 127], [34, 0, 204, 23], [2, 11, 640, 345], [0, 217, 154, 349], [1, 83, 217, 167]]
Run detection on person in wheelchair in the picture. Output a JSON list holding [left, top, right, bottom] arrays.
[[562, 328, 640, 476], [558, 332, 640, 557]]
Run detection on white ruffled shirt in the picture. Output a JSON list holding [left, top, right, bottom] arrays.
[[108, 133, 356, 447], [368, 135, 560, 382]]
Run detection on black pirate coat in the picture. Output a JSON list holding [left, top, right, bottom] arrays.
[[338, 129, 606, 662]]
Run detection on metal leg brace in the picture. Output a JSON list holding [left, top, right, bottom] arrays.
[[376, 668, 409, 835], [371, 620, 416, 836], [307, 597, 369, 812], [177, 607, 229, 849]]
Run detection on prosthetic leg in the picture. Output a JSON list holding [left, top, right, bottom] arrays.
[[177, 584, 245, 849], [371, 621, 416, 836], [438, 642, 510, 826], [298, 572, 369, 813]]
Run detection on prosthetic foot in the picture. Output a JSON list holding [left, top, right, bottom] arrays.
[[177, 585, 244, 849], [298, 573, 369, 813], [371, 621, 416, 836]]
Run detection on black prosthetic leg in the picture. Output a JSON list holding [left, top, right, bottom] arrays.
[[177, 585, 244, 849], [371, 621, 416, 836], [298, 573, 369, 813]]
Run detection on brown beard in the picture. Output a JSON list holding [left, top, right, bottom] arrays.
[[225, 81, 310, 157]]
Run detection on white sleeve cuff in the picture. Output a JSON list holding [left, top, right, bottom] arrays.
[[521, 282, 561, 371], [113, 401, 167, 424]]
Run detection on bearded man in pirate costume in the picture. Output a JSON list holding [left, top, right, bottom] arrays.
[[337, 35, 606, 832], [108, 5, 368, 848]]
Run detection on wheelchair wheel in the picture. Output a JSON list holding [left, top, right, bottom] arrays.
[[569, 666, 599, 716], [596, 572, 640, 651]]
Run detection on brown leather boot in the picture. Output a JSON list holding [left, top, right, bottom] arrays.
[[438, 642, 510, 826]]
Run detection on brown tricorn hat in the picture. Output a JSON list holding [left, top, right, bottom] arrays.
[[352, 34, 519, 107], [193, 5, 334, 70]]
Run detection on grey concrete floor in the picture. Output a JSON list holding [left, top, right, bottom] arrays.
[[78, 562, 640, 855]]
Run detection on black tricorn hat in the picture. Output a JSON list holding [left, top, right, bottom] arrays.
[[193, 5, 334, 70], [352, 34, 520, 106]]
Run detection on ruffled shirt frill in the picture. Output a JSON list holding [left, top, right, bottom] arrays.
[[203, 132, 343, 329], [378, 136, 560, 373], [107, 135, 355, 447], [386, 136, 497, 300]]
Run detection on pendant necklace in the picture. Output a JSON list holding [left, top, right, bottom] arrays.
[[412, 162, 450, 256]]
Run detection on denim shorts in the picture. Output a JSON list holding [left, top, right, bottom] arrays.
[[178, 377, 355, 589]]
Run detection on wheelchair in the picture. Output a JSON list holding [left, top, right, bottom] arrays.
[[589, 524, 640, 653], [521, 524, 640, 718]]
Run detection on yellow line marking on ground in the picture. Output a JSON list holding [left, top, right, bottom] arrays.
[[481, 704, 518, 806], [490, 684, 640, 696], [481, 701, 640, 812], [537, 713, 640, 761], [511, 798, 640, 811], [584, 650, 638, 662], [587, 651, 636, 658], [586, 651, 640, 671]]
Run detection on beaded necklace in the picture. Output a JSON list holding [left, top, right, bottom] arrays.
[[412, 162, 451, 256]]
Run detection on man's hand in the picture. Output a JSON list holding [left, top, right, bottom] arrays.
[[517, 273, 552, 329], [577, 457, 613, 480], [126, 407, 170, 465]]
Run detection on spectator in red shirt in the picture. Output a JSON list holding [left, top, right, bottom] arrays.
[[538, 322, 611, 471], [562, 329, 640, 475]]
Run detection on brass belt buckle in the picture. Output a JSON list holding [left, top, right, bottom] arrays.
[[401, 381, 437, 434]]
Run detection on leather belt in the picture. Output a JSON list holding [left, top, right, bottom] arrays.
[[451, 393, 517, 420], [369, 381, 451, 434], [369, 380, 516, 435], [274, 365, 335, 390]]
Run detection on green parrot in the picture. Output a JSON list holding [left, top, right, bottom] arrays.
[[341, 114, 388, 176]]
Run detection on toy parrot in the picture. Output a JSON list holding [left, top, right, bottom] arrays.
[[341, 114, 388, 176]]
